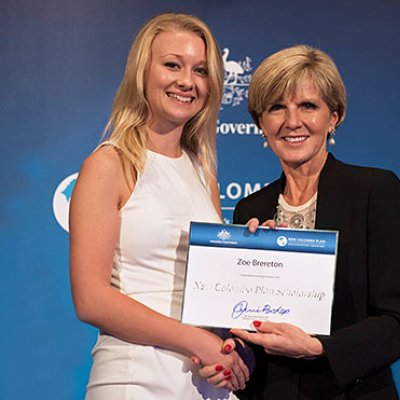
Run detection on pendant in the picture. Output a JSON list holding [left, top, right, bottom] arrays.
[[289, 214, 304, 229]]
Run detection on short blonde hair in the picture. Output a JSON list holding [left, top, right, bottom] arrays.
[[104, 13, 224, 186], [248, 45, 347, 128]]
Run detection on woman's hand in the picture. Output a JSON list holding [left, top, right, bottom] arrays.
[[246, 218, 287, 233], [231, 321, 324, 359], [192, 359, 235, 391], [193, 337, 254, 391], [191, 336, 250, 391]]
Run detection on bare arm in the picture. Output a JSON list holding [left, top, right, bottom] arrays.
[[69, 148, 247, 384]]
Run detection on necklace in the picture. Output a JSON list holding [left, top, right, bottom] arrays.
[[275, 192, 318, 230]]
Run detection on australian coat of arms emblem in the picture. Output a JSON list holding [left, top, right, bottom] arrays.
[[222, 47, 252, 107]]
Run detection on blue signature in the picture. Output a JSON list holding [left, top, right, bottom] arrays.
[[231, 300, 290, 320]]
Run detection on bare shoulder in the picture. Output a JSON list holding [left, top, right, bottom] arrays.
[[83, 145, 124, 177], [74, 145, 128, 208]]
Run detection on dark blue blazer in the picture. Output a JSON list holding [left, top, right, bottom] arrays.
[[234, 154, 400, 399]]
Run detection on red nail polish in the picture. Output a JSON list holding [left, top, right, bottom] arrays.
[[215, 364, 223, 372], [253, 320, 262, 328], [223, 370, 231, 376], [224, 344, 232, 352], [225, 375, 232, 381]]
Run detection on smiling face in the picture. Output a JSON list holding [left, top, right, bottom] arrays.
[[259, 79, 339, 171], [145, 30, 209, 134]]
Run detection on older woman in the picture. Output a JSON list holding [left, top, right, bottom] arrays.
[[69, 13, 249, 399], [229, 45, 400, 399]]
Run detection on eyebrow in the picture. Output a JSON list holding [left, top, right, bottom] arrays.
[[271, 95, 321, 103], [160, 54, 207, 64], [161, 53, 183, 59], [297, 97, 321, 103]]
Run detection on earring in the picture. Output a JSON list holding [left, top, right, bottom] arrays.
[[328, 129, 336, 146], [262, 133, 269, 149]]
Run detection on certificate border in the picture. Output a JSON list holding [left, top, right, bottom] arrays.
[[181, 222, 339, 334]]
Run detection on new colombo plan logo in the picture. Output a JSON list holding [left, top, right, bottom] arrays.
[[277, 235, 288, 247], [53, 173, 78, 232]]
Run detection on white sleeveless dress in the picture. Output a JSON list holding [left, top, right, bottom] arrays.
[[86, 149, 238, 400]]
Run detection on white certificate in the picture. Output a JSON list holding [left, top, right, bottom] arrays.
[[181, 222, 338, 335]]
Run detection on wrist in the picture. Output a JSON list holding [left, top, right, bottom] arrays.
[[176, 325, 219, 358]]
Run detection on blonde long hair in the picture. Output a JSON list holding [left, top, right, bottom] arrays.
[[103, 13, 224, 187]]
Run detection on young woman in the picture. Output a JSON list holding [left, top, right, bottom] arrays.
[[69, 13, 249, 400]]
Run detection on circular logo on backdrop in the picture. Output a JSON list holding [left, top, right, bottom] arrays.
[[53, 173, 78, 232], [277, 235, 288, 247]]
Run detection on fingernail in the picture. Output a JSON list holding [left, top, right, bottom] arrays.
[[215, 364, 223, 372], [253, 320, 262, 328], [223, 370, 231, 376], [225, 375, 232, 381], [224, 344, 232, 352]]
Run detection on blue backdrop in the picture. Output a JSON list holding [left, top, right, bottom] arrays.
[[2, 1, 399, 399]]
